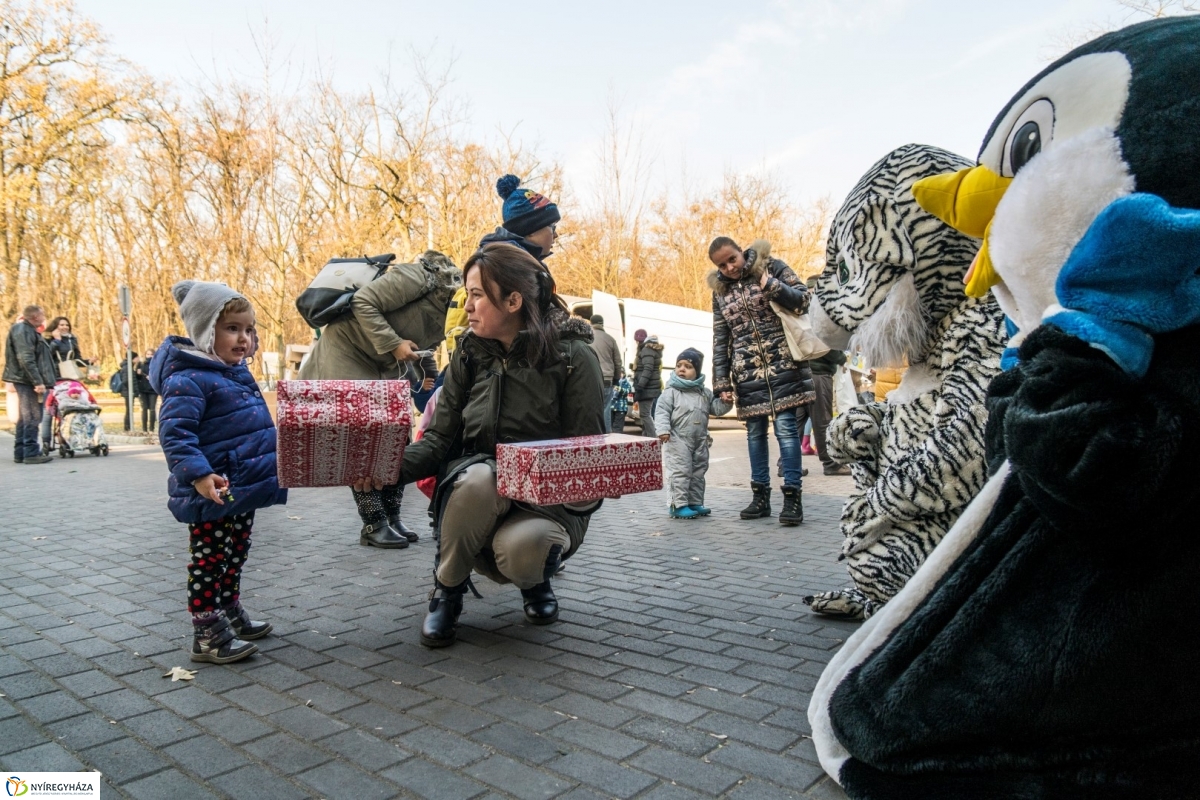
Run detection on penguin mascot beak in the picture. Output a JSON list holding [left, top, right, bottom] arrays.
[[911, 166, 1012, 298]]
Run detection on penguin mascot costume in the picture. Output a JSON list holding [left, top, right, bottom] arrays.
[[809, 17, 1200, 800]]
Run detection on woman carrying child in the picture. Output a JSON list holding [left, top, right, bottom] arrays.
[[356, 243, 605, 648], [654, 348, 732, 519], [151, 281, 286, 664]]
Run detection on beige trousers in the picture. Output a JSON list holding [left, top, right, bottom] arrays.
[[436, 463, 571, 590]]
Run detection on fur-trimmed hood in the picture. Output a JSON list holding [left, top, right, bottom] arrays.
[[707, 239, 771, 295]]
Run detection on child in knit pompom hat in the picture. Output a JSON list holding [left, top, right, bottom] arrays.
[[150, 281, 286, 665], [654, 347, 732, 519]]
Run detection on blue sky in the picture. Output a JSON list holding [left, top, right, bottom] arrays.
[[78, 0, 1131, 207]]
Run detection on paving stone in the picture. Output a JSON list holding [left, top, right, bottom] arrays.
[[0, 671, 57, 700], [224, 683, 298, 716], [709, 741, 827, 792], [121, 709, 204, 748], [16, 690, 90, 723], [164, 734, 251, 778], [296, 759, 400, 800], [803, 776, 852, 800], [81, 738, 170, 783], [471, 722, 566, 765], [380, 757, 489, 800], [636, 784, 709, 800], [29, 652, 93, 678], [628, 746, 743, 794], [267, 704, 349, 740], [241, 662, 313, 692], [323, 728, 410, 771], [409, 698, 496, 733], [2, 741, 86, 772], [396, 727, 490, 768], [693, 712, 803, 752], [155, 688, 230, 719], [124, 768, 221, 800], [46, 713, 128, 750], [724, 778, 810, 799], [548, 719, 648, 760], [546, 692, 639, 728], [209, 765, 313, 800], [619, 717, 720, 758], [242, 732, 332, 775], [194, 707, 275, 744], [58, 669, 124, 699], [465, 753, 575, 799], [81, 688, 157, 722], [614, 690, 706, 724], [337, 703, 423, 738], [549, 751, 657, 799], [287, 680, 364, 713]]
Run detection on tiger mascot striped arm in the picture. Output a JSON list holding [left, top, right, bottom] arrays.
[[803, 144, 1007, 620]]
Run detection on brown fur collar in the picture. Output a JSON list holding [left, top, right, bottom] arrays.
[[548, 304, 595, 343], [707, 238, 772, 296]]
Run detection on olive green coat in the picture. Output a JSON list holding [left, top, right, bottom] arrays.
[[298, 260, 455, 381], [400, 311, 606, 558]]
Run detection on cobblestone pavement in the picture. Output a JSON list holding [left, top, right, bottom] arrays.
[[0, 432, 855, 800]]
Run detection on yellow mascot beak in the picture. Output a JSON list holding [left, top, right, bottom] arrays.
[[911, 166, 1013, 298]]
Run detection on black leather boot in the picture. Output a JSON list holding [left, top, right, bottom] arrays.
[[360, 519, 409, 549], [223, 602, 273, 640], [387, 514, 420, 543], [520, 546, 562, 625], [421, 580, 467, 648], [779, 485, 804, 526], [740, 481, 772, 519], [191, 610, 258, 664]]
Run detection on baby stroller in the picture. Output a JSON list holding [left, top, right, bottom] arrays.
[[48, 380, 109, 458]]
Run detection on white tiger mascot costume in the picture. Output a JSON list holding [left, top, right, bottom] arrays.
[[804, 144, 1007, 620]]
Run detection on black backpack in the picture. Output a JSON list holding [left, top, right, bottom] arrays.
[[295, 253, 395, 329], [109, 370, 126, 394]]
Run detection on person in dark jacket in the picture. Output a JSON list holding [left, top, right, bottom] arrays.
[[44, 316, 89, 371], [135, 348, 159, 433], [709, 236, 814, 525], [151, 281, 286, 666], [632, 329, 664, 436], [4, 305, 55, 464], [299, 251, 461, 549], [357, 243, 605, 648], [806, 349, 849, 476], [118, 352, 140, 432], [589, 315, 624, 432]]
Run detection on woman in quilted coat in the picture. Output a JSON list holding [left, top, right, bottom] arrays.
[[355, 243, 605, 649], [708, 236, 814, 526]]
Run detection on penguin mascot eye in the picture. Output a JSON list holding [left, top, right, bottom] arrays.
[[1002, 98, 1055, 176]]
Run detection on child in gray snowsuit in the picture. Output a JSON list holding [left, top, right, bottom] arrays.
[[655, 348, 733, 520]]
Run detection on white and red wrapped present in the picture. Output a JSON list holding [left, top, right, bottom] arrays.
[[276, 380, 411, 488], [496, 434, 662, 505]]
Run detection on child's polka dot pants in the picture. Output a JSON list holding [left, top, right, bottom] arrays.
[[187, 512, 254, 613]]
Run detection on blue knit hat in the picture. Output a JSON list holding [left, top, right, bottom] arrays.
[[496, 174, 561, 237], [677, 347, 704, 374]]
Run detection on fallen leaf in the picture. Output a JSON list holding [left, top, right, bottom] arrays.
[[648, 531, 662, 537], [305, 699, 313, 707], [391, 681, 403, 685], [690, 557, 700, 561], [162, 666, 197, 682], [709, 733, 728, 740], [287, 515, 303, 520], [32, 536, 46, 541]]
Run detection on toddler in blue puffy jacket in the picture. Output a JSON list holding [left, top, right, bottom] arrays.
[[150, 281, 287, 665]]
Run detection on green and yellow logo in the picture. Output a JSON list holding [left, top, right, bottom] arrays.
[[5, 776, 27, 797]]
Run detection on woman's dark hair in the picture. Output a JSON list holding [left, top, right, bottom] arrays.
[[464, 243, 566, 369], [46, 316, 72, 334], [708, 236, 741, 259]]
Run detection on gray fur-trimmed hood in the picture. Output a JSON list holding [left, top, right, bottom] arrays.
[[707, 239, 771, 296]]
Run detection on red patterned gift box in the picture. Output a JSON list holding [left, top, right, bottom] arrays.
[[276, 380, 411, 488], [496, 434, 662, 505]]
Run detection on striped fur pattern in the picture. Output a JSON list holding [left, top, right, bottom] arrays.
[[805, 145, 1007, 619]]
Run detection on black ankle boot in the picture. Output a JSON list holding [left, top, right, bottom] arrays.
[[779, 485, 804, 526], [191, 610, 258, 664], [421, 580, 467, 648], [387, 514, 420, 543], [740, 481, 772, 519], [223, 603, 273, 640], [361, 518, 409, 549], [520, 545, 562, 625]]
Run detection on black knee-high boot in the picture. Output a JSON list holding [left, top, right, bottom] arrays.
[[520, 545, 562, 625]]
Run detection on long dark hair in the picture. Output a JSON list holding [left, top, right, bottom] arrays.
[[464, 243, 566, 369]]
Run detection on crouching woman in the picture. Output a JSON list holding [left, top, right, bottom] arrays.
[[365, 243, 605, 647]]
